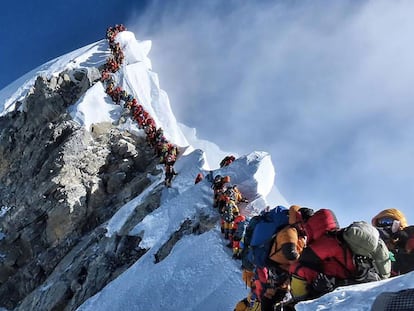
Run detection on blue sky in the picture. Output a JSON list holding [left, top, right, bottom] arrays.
[[0, 0, 149, 89], [1, 0, 414, 225]]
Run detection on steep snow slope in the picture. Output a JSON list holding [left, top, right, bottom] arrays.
[[78, 151, 270, 311], [296, 271, 414, 311]]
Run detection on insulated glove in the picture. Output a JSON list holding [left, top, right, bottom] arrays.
[[312, 273, 336, 293]]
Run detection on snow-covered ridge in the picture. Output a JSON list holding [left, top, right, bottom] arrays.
[[0, 40, 109, 116]]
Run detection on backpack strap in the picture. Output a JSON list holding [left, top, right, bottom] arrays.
[[267, 228, 286, 258], [331, 240, 355, 279]]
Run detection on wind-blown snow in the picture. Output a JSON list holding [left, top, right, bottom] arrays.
[[115, 31, 152, 69], [1, 29, 413, 311], [178, 123, 229, 170]]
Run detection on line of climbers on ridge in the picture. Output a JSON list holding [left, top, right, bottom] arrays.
[[101, 24, 179, 187], [195, 155, 247, 258], [199, 157, 414, 311]]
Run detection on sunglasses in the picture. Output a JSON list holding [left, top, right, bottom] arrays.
[[377, 217, 395, 228]]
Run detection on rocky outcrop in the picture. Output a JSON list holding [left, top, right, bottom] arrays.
[[154, 214, 219, 264], [0, 69, 163, 310]]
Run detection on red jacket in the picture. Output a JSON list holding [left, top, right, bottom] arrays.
[[291, 233, 356, 282], [194, 173, 204, 184], [232, 215, 246, 230]]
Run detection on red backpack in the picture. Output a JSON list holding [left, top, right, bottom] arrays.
[[304, 209, 339, 242]]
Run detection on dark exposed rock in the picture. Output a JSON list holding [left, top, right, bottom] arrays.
[[13, 227, 148, 311], [154, 214, 219, 263]]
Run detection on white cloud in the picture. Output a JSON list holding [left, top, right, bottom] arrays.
[[127, 0, 414, 225]]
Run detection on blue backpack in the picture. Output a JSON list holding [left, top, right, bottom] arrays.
[[241, 216, 261, 271], [247, 206, 289, 268]]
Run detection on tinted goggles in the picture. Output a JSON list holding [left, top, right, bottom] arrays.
[[376, 217, 395, 228]]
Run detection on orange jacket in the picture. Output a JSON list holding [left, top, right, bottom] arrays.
[[268, 226, 306, 271]]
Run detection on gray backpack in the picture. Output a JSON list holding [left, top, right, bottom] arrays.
[[342, 221, 391, 280]]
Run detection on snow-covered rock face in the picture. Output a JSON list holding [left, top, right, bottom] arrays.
[[0, 40, 109, 116]]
